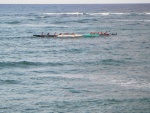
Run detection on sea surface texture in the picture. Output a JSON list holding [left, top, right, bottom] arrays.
[[0, 4, 150, 112]]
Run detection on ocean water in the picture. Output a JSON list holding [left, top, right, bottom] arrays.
[[0, 4, 150, 112]]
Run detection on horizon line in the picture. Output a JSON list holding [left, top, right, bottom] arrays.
[[0, 3, 150, 4]]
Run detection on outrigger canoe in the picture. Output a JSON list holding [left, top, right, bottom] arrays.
[[33, 32, 117, 38]]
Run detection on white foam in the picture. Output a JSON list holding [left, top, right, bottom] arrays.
[[145, 12, 150, 15], [109, 76, 150, 89], [130, 12, 150, 15], [88, 12, 131, 16], [116, 19, 150, 22], [98, 13, 109, 15], [43, 12, 83, 15], [111, 13, 124, 15], [42, 12, 150, 16], [111, 13, 130, 15], [87, 12, 110, 16]]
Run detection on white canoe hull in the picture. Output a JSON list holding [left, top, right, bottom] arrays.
[[57, 34, 83, 38]]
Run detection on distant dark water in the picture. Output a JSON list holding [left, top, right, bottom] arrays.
[[0, 4, 150, 112]]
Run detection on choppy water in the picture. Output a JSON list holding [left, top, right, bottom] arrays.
[[0, 4, 150, 112]]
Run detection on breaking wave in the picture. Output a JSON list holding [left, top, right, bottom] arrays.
[[116, 19, 150, 22], [43, 12, 83, 15], [42, 12, 150, 16]]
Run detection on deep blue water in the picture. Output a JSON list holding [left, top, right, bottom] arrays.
[[0, 4, 150, 112]]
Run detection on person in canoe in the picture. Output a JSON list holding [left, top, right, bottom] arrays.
[[64, 33, 69, 35], [40, 32, 45, 37], [41, 32, 44, 35], [104, 31, 109, 36], [90, 32, 96, 34], [98, 31, 103, 35], [53, 32, 57, 37]]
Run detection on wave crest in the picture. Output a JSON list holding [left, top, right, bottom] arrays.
[[43, 12, 83, 15], [0, 61, 69, 68], [42, 12, 150, 16]]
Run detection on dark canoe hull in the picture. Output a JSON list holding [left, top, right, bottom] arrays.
[[111, 33, 117, 35], [99, 33, 117, 36], [33, 35, 57, 37], [99, 34, 110, 36]]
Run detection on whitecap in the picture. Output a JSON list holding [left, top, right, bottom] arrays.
[[111, 13, 130, 15], [116, 19, 150, 22], [43, 12, 83, 15], [99, 13, 109, 15], [111, 13, 124, 15], [145, 12, 150, 15], [88, 12, 110, 16]]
